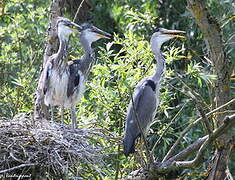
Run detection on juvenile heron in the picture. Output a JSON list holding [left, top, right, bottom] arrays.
[[37, 17, 81, 122], [38, 18, 110, 128], [64, 24, 111, 128], [123, 28, 185, 156]]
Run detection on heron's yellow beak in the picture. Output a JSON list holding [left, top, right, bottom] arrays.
[[167, 34, 185, 39], [163, 30, 186, 39], [69, 21, 82, 33], [96, 33, 111, 39]]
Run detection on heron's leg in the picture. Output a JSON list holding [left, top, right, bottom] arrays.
[[51, 105, 54, 122], [71, 106, 77, 129], [61, 106, 64, 124]]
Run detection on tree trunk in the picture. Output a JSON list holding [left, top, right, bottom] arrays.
[[34, 0, 63, 121], [186, 0, 233, 179]]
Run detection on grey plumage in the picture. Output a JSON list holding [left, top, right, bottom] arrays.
[[39, 17, 81, 108], [38, 17, 111, 128], [65, 24, 111, 109], [123, 28, 185, 156]]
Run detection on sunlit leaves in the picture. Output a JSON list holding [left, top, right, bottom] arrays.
[[0, 0, 49, 117]]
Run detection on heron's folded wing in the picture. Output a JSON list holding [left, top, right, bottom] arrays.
[[127, 81, 157, 132], [67, 60, 81, 97], [37, 61, 52, 95]]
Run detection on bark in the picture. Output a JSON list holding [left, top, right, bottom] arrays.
[[186, 1, 233, 179], [34, 0, 63, 121]]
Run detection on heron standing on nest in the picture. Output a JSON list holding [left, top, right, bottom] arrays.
[[38, 17, 111, 128], [123, 28, 185, 156]]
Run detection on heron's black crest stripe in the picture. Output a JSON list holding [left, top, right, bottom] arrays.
[[81, 24, 93, 30], [155, 28, 160, 32], [146, 80, 156, 91]]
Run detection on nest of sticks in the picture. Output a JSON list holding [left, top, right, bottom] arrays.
[[0, 113, 115, 179]]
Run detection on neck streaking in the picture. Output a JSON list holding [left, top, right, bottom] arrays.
[[80, 37, 94, 76], [56, 37, 69, 67], [150, 40, 166, 83]]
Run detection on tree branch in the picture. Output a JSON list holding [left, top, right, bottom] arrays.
[[154, 114, 235, 173], [162, 98, 235, 162], [175, 74, 213, 134], [73, 0, 85, 22]]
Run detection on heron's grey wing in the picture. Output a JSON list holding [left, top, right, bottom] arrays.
[[127, 81, 157, 135], [67, 60, 81, 97], [123, 79, 157, 156], [37, 61, 52, 95]]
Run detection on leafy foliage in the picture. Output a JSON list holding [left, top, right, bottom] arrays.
[[0, 0, 49, 117]]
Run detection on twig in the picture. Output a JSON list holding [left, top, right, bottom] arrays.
[[197, 104, 213, 134], [113, 78, 124, 180], [176, 73, 208, 107], [178, 73, 215, 135], [150, 102, 187, 155], [177, 72, 214, 134], [73, 0, 85, 22], [0, 163, 38, 174], [162, 98, 235, 162]]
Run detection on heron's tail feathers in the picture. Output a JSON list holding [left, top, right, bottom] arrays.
[[123, 133, 138, 157]]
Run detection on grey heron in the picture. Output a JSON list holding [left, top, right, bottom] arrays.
[[123, 28, 185, 156], [64, 24, 111, 128], [38, 17, 111, 128]]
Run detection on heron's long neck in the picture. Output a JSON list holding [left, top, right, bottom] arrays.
[[56, 37, 69, 67], [80, 38, 94, 75], [151, 43, 166, 83]]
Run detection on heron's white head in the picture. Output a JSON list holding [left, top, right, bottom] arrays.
[[150, 28, 185, 52], [80, 24, 111, 46], [56, 17, 81, 41]]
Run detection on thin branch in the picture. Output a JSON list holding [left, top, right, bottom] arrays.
[[168, 136, 208, 162], [173, 113, 235, 168], [113, 78, 125, 180], [73, 0, 86, 22], [162, 98, 235, 162], [177, 72, 214, 135], [176, 73, 209, 108], [0, 163, 38, 174], [197, 104, 213, 135], [150, 102, 187, 155]]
